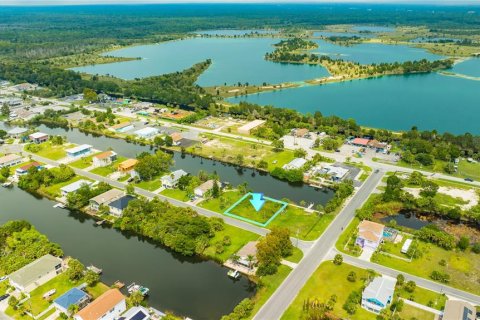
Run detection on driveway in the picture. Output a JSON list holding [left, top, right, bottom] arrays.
[[359, 246, 375, 261]]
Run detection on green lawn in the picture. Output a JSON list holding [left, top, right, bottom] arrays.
[[456, 160, 480, 181], [37, 308, 56, 320], [85, 282, 110, 299], [372, 241, 480, 295], [0, 281, 9, 295], [396, 286, 446, 310], [397, 304, 435, 320], [281, 262, 375, 320], [335, 217, 362, 257], [161, 188, 189, 201], [227, 194, 286, 225], [248, 265, 292, 320], [41, 176, 89, 198], [434, 192, 469, 207], [199, 190, 242, 213], [69, 153, 101, 169], [285, 247, 303, 263], [203, 224, 260, 262], [136, 179, 162, 191], [26, 142, 72, 161], [88, 156, 127, 177]]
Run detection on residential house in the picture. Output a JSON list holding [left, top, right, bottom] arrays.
[[351, 137, 370, 148], [120, 307, 151, 320], [7, 127, 28, 139], [170, 132, 182, 146], [108, 195, 136, 217], [74, 289, 126, 320], [160, 169, 188, 188], [282, 158, 307, 170], [194, 179, 220, 198], [28, 132, 49, 144], [89, 189, 124, 211], [54, 287, 90, 314], [60, 180, 93, 197], [236, 241, 258, 268], [0, 154, 23, 168], [108, 122, 134, 133], [16, 161, 42, 175], [9, 254, 63, 293], [442, 300, 476, 320], [356, 220, 385, 250], [92, 151, 117, 168], [134, 127, 159, 139], [361, 276, 396, 314], [321, 165, 349, 181], [237, 120, 265, 135], [66, 145, 93, 158], [118, 159, 138, 173]]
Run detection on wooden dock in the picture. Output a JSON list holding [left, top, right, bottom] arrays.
[[113, 280, 125, 289], [87, 265, 103, 274]]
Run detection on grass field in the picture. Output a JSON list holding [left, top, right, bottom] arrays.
[[136, 178, 162, 191], [41, 175, 89, 198], [161, 188, 189, 201], [226, 194, 287, 225], [456, 160, 480, 181], [285, 247, 304, 263], [88, 156, 127, 176], [26, 142, 73, 161], [69, 152, 100, 169]]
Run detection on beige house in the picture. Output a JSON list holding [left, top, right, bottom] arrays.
[[9, 254, 63, 293], [442, 300, 476, 320], [194, 179, 220, 198], [356, 220, 385, 250], [0, 154, 22, 168], [89, 189, 124, 211]]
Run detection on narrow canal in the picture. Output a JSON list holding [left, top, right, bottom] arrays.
[[0, 187, 255, 320], [36, 124, 335, 206]]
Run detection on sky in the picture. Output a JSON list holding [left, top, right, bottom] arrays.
[[2, 0, 480, 5]]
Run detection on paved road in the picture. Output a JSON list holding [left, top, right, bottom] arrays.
[[340, 251, 480, 306], [26, 152, 314, 253], [253, 170, 385, 320]]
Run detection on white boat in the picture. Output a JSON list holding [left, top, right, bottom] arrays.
[[53, 203, 66, 209], [1, 181, 13, 188], [127, 283, 150, 296], [227, 269, 240, 279]]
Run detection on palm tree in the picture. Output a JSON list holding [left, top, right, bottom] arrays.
[[246, 255, 255, 270], [230, 254, 240, 266]]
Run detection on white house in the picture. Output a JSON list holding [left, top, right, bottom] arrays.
[[160, 169, 188, 188], [134, 127, 159, 139], [0, 154, 23, 168], [194, 179, 220, 198], [60, 180, 93, 197], [92, 151, 117, 168], [120, 307, 151, 320], [29, 132, 49, 144], [66, 144, 93, 158], [282, 158, 307, 170], [108, 195, 136, 217], [361, 276, 396, 314], [9, 254, 63, 293], [74, 289, 126, 320], [355, 220, 385, 250]]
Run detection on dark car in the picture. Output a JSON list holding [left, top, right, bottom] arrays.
[[0, 294, 9, 302], [465, 178, 474, 182]]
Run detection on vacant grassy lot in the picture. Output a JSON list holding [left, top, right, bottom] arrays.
[[456, 160, 480, 181], [227, 194, 286, 225], [26, 142, 73, 161], [41, 176, 90, 198], [335, 217, 362, 256], [88, 156, 127, 176], [373, 240, 480, 295], [69, 152, 100, 169], [135, 178, 162, 191], [161, 188, 189, 201]]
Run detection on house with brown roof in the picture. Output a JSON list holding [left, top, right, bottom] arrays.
[[367, 139, 389, 152], [118, 159, 138, 173], [169, 132, 182, 146], [355, 220, 385, 250], [92, 151, 117, 168], [74, 289, 126, 320], [293, 128, 309, 138]]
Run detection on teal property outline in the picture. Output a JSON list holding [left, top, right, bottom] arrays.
[[223, 192, 288, 227]]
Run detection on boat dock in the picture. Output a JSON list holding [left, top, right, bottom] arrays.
[[113, 280, 125, 289], [87, 265, 103, 274]]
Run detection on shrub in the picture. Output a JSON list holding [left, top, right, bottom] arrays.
[[333, 254, 343, 265], [457, 236, 470, 251], [430, 270, 450, 283], [347, 271, 357, 282]]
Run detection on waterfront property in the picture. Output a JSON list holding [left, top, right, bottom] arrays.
[[442, 300, 476, 320], [61, 180, 93, 197], [9, 254, 63, 293], [321, 164, 350, 181], [89, 189, 124, 211], [92, 151, 117, 168], [237, 119, 266, 135], [121, 306, 151, 320], [108, 122, 134, 133], [118, 158, 138, 173], [74, 289, 126, 320], [282, 158, 307, 170], [66, 144, 93, 158], [160, 169, 188, 188], [236, 241, 258, 268], [134, 127, 159, 139], [7, 127, 28, 138], [355, 220, 385, 250], [194, 179, 220, 198], [170, 132, 182, 146], [54, 287, 90, 314], [15, 161, 42, 175], [361, 276, 396, 314], [0, 154, 23, 168], [108, 194, 136, 217], [29, 132, 49, 144]]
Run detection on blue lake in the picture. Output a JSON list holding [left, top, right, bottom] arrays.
[[228, 72, 480, 134], [451, 58, 480, 77], [73, 38, 329, 86], [194, 29, 278, 36], [312, 39, 442, 64]]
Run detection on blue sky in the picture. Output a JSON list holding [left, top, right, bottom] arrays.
[[3, 0, 480, 5]]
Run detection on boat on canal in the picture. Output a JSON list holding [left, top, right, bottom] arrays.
[[127, 282, 150, 296], [227, 269, 240, 279]]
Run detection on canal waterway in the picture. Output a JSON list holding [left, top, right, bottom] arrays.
[[35, 124, 335, 206], [0, 186, 255, 320]]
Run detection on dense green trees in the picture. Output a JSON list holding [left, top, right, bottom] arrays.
[[256, 227, 293, 276], [18, 165, 75, 193], [66, 182, 112, 210], [135, 151, 173, 181]]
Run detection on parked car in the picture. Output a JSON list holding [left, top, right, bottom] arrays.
[[0, 294, 9, 302], [465, 178, 474, 182]]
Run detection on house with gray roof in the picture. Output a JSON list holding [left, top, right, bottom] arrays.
[[160, 169, 188, 188], [361, 276, 396, 314], [9, 254, 63, 293]]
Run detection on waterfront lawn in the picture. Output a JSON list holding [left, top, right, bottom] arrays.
[[203, 224, 260, 262], [41, 175, 88, 198], [372, 240, 480, 295], [281, 262, 375, 320], [26, 142, 73, 161], [89, 156, 128, 177], [199, 190, 242, 213], [248, 265, 292, 320], [269, 207, 334, 241], [85, 282, 110, 299], [161, 188, 189, 201], [227, 194, 286, 225], [69, 153, 100, 169], [136, 178, 162, 192]]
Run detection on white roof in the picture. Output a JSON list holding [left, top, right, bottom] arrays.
[[0, 154, 22, 165], [161, 169, 187, 184], [66, 144, 92, 154], [7, 127, 28, 135], [134, 127, 159, 136], [29, 132, 48, 139], [60, 180, 92, 193], [401, 239, 413, 252], [323, 165, 349, 179], [363, 276, 396, 307], [283, 158, 307, 170]]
